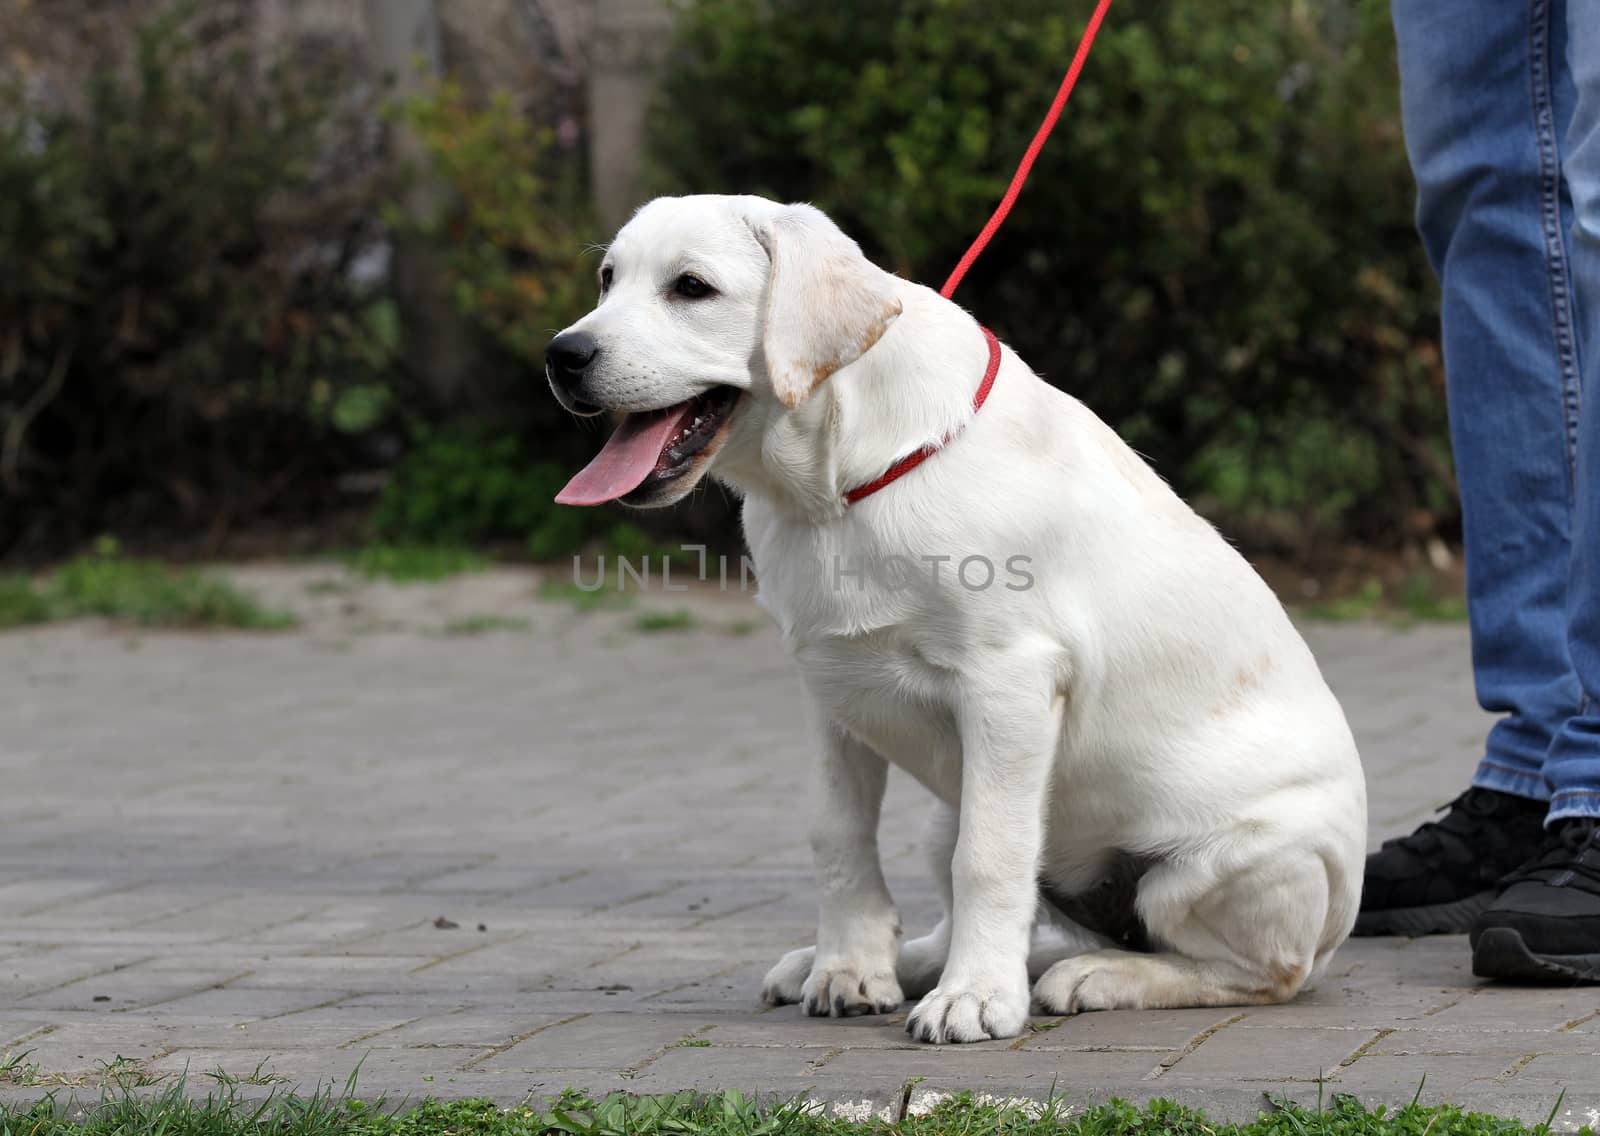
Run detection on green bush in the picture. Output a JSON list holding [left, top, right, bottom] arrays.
[[649, 0, 1452, 550], [389, 81, 595, 368], [373, 83, 661, 553], [0, 4, 399, 557], [371, 427, 616, 557]]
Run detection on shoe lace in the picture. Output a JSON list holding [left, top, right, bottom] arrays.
[[1381, 788, 1517, 866], [1501, 819, 1600, 888]]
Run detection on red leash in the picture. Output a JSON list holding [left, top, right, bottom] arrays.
[[939, 0, 1115, 302], [843, 0, 1113, 505]]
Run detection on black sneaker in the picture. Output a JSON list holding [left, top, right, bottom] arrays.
[[1354, 787, 1548, 936], [1470, 818, 1600, 983]]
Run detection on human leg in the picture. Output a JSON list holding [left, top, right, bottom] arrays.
[[1361, 0, 1583, 935]]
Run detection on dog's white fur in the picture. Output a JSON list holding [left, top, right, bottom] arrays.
[[554, 195, 1367, 1044]]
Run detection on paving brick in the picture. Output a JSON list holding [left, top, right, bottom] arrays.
[[131, 897, 346, 941], [1561, 1009, 1600, 1035], [1417, 987, 1600, 1033], [354, 1011, 572, 1050], [13, 963, 250, 1014], [477, 1013, 722, 1073], [435, 989, 688, 1015], [412, 863, 573, 896], [2, 947, 164, 996], [0, 1018, 54, 1048], [698, 1014, 931, 1051], [1369, 1029, 1600, 1057], [7, 887, 220, 932], [1021, 1008, 1244, 1052], [1154, 1025, 1367, 1083], [1330, 1052, 1520, 1095], [6, 1023, 175, 1075], [1515, 1052, 1600, 1088], [6, 577, 1591, 1112], [634, 1043, 855, 1087], [0, 880, 118, 919], [151, 955, 436, 988], [143, 1045, 493, 1088], [818, 1045, 1165, 1087], [112, 986, 370, 1025]]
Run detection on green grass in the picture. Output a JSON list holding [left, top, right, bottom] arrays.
[[1301, 575, 1467, 626], [0, 1084, 1586, 1136], [441, 615, 532, 635], [1302, 579, 1387, 623], [95, 1056, 166, 1090], [537, 577, 634, 613], [0, 1050, 163, 1089], [0, 576, 55, 627], [0, 1048, 47, 1086], [201, 1059, 290, 1088], [633, 608, 698, 633], [0, 545, 294, 632], [344, 544, 488, 583]]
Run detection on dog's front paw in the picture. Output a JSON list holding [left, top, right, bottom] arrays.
[[760, 946, 816, 1006], [905, 977, 1028, 1043], [798, 961, 903, 1017], [762, 946, 903, 1016]]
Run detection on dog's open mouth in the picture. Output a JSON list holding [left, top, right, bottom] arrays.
[[555, 386, 742, 506]]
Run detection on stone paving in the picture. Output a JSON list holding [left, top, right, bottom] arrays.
[[2, 566, 1597, 1126]]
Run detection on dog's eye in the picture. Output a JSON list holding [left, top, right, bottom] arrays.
[[599, 266, 613, 294], [672, 274, 714, 299]]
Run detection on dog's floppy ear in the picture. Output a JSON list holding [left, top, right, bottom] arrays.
[[752, 204, 903, 409]]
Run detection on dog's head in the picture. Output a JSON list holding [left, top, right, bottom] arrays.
[[548, 195, 902, 507]]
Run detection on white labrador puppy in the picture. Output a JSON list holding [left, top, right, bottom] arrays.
[[546, 194, 1367, 1044]]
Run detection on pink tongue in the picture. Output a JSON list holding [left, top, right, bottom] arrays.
[[555, 403, 697, 506]]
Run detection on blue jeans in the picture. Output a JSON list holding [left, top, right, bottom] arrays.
[[1391, 0, 1600, 822]]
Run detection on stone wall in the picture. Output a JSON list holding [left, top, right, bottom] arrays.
[[1, 0, 672, 229], [588, 0, 675, 228]]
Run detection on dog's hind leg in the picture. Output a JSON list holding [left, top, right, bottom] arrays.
[[1032, 847, 1343, 1014], [901, 824, 1118, 995], [1026, 894, 1119, 980]]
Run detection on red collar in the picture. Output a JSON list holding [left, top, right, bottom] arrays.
[[842, 326, 1001, 506]]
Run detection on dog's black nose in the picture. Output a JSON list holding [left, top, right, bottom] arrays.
[[545, 331, 603, 414], [546, 331, 599, 377]]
